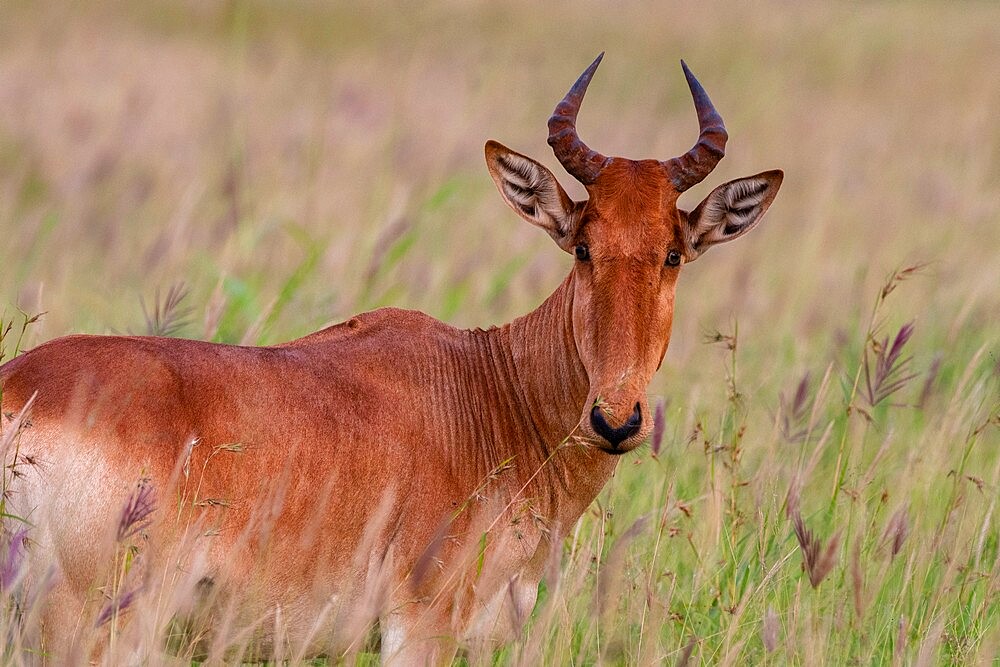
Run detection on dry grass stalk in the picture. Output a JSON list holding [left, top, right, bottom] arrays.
[[676, 634, 697, 667], [916, 353, 943, 409], [851, 537, 865, 621], [596, 514, 649, 623], [762, 607, 779, 653], [785, 477, 801, 519], [0, 311, 44, 366], [914, 617, 946, 667], [410, 515, 451, 590], [0, 393, 36, 459], [892, 615, 907, 667], [201, 279, 227, 340], [363, 199, 412, 287]]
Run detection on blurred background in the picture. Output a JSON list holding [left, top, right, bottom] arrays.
[[1, 0, 997, 397], [2, 3, 998, 661]]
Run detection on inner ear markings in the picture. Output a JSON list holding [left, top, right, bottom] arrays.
[[687, 169, 783, 258], [729, 178, 768, 199], [497, 154, 549, 216], [503, 180, 534, 202], [497, 154, 539, 188], [502, 180, 544, 219], [722, 179, 770, 234], [485, 140, 581, 245], [725, 179, 768, 210]]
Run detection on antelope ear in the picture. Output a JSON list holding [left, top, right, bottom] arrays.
[[683, 170, 783, 259], [485, 140, 581, 251]]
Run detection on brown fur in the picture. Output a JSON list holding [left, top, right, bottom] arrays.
[[0, 59, 782, 664]]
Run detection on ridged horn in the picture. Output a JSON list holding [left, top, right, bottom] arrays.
[[547, 53, 612, 185], [663, 60, 728, 192]]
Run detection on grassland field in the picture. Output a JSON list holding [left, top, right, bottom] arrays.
[[1, 1, 998, 664]]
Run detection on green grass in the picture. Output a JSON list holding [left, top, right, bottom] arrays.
[[1, 0, 998, 663]]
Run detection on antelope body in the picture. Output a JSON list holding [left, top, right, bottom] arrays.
[[0, 55, 781, 663]]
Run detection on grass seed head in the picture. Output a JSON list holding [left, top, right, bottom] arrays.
[[651, 398, 666, 456], [140, 282, 192, 338], [880, 506, 910, 560], [863, 321, 918, 409], [791, 509, 841, 588], [117, 478, 156, 543], [0, 527, 29, 590], [95, 585, 143, 628], [780, 371, 812, 442]]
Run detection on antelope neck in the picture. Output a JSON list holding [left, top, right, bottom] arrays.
[[460, 273, 619, 519]]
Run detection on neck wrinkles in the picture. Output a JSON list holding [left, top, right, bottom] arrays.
[[470, 271, 619, 522], [510, 273, 589, 442]]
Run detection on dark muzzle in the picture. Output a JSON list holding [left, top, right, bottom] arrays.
[[590, 402, 642, 449]]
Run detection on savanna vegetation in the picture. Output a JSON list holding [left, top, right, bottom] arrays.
[[1, 1, 998, 664]]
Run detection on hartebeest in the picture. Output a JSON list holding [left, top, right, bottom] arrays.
[[0, 54, 781, 663]]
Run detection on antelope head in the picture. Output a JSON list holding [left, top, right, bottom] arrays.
[[485, 54, 782, 454]]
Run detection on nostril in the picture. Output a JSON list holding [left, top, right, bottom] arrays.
[[589, 405, 608, 434], [590, 403, 643, 448], [626, 403, 642, 429]]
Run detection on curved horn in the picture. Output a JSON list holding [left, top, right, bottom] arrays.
[[663, 60, 728, 193], [547, 53, 611, 185]]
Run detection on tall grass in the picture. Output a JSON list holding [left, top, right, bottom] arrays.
[[1, 0, 998, 663]]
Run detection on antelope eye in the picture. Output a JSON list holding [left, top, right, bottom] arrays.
[[575, 244, 590, 261], [666, 250, 682, 266]]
